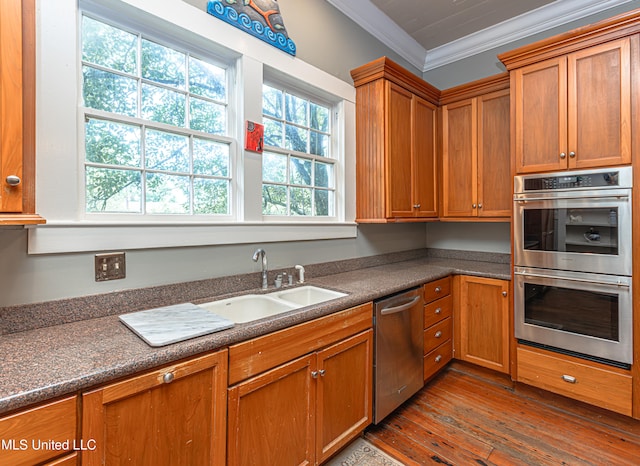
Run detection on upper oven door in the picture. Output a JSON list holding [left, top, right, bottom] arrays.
[[513, 189, 632, 275]]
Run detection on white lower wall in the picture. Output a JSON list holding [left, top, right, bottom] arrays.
[[426, 222, 511, 254]]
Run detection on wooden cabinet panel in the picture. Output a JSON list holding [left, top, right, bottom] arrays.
[[0, 396, 77, 466], [228, 355, 315, 466], [82, 350, 227, 466], [423, 317, 452, 354], [412, 95, 438, 217], [424, 276, 451, 303], [387, 82, 414, 217], [45, 453, 78, 465], [456, 276, 510, 374], [424, 295, 452, 329], [513, 38, 631, 173], [316, 330, 373, 464], [517, 346, 632, 416], [424, 341, 453, 382]]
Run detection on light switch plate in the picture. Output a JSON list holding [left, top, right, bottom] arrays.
[[95, 252, 126, 281]]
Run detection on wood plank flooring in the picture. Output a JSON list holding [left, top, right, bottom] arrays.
[[365, 362, 640, 465]]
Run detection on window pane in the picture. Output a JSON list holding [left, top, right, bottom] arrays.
[[190, 98, 225, 135], [310, 131, 329, 157], [141, 84, 186, 126], [286, 94, 308, 126], [190, 57, 226, 101], [146, 173, 190, 214], [145, 130, 189, 172], [314, 189, 333, 216], [264, 118, 284, 148], [262, 184, 287, 215], [85, 119, 141, 167], [86, 167, 141, 213], [314, 161, 333, 188], [193, 138, 229, 176], [82, 16, 137, 74], [290, 157, 312, 186], [263, 85, 283, 119], [141, 39, 185, 89], [263, 152, 287, 183], [286, 125, 308, 153], [194, 178, 229, 214], [83, 66, 137, 117], [310, 103, 329, 132], [290, 187, 312, 216]]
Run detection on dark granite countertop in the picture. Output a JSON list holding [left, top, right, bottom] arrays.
[[0, 255, 509, 415]]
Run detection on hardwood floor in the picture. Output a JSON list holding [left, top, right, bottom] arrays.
[[365, 362, 640, 465]]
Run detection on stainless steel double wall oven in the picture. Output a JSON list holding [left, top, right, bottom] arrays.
[[513, 166, 633, 367]]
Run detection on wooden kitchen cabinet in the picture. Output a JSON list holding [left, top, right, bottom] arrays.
[[0, 396, 77, 466], [454, 275, 510, 374], [227, 304, 373, 466], [0, 0, 44, 224], [82, 350, 228, 466], [504, 35, 632, 173], [441, 75, 510, 219], [351, 57, 439, 222], [423, 276, 453, 381]]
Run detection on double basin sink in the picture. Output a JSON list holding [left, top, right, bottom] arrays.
[[198, 286, 348, 323]]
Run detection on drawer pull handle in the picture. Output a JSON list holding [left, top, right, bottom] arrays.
[[6, 175, 21, 186], [434, 286, 442, 294], [435, 331, 443, 338], [561, 375, 576, 384], [435, 355, 442, 363], [163, 372, 175, 384], [435, 307, 442, 314]]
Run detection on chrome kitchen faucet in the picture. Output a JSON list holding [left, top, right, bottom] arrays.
[[252, 248, 268, 290]]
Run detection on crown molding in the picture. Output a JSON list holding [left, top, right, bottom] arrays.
[[328, 0, 636, 72]]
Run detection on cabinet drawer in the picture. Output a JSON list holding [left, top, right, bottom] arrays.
[[424, 277, 451, 303], [424, 295, 452, 328], [0, 396, 77, 466], [517, 347, 632, 416], [424, 318, 452, 354], [424, 340, 452, 381]]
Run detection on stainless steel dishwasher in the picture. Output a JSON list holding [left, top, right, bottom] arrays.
[[373, 287, 424, 424]]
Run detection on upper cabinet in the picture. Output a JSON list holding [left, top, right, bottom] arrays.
[[500, 13, 638, 174], [440, 75, 511, 219], [351, 57, 439, 222], [0, 0, 44, 225]]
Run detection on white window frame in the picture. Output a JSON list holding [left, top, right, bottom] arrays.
[[29, 0, 356, 254]]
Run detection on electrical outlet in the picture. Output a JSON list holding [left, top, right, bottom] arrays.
[[95, 252, 126, 282]]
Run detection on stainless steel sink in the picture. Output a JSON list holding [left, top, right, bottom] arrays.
[[198, 286, 347, 323]]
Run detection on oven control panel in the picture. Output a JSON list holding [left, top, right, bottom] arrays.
[[521, 170, 625, 192]]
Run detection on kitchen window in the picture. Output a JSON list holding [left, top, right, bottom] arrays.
[[262, 84, 336, 217], [81, 15, 233, 217]]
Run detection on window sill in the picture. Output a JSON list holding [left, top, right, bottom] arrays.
[[27, 221, 358, 254]]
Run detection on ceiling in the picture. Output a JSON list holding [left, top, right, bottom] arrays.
[[327, 0, 636, 71]]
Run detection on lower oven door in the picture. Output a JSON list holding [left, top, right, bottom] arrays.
[[514, 267, 632, 365]]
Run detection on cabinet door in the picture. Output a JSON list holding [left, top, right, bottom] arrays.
[[442, 99, 476, 217], [568, 38, 631, 169], [477, 89, 511, 218], [316, 330, 373, 464], [413, 95, 438, 217], [227, 355, 315, 466], [82, 351, 227, 466], [386, 81, 414, 218], [457, 276, 510, 374], [0, 0, 25, 212], [514, 57, 568, 173]]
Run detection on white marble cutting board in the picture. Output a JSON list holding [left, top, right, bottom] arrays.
[[119, 302, 234, 347]]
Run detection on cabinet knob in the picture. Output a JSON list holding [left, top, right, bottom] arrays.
[[478, 203, 483, 209], [413, 204, 421, 209], [6, 175, 21, 186], [311, 371, 319, 379], [163, 372, 175, 384], [502, 291, 507, 297], [435, 331, 443, 338], [434, 286, 442, 293], [435, 355, 442, 363], [569, 151, 576, 158], [319, 369, 326, 377], [560, 152, 566, 159], [435, 307, 442, 314], [472, 204, 477, 209], [561, 374, 576, 384]]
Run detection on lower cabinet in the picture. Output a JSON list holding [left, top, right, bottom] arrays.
[[455, 275, 510, 374], [82, 350, 228, 466], [0, 396, 77, 466], [423, 277, 453, 381], [227, 304, 373, 466]]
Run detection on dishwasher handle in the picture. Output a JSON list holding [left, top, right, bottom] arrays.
[[379, 295, 421, 315]]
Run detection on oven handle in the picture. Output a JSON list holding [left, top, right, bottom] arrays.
[[514, 270, 630, 288], [515, 193, 630, 203]]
